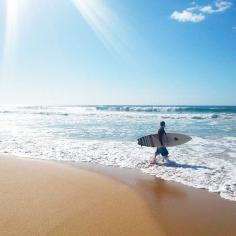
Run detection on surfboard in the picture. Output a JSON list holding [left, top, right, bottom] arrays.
[[137, 133, 191, 147]]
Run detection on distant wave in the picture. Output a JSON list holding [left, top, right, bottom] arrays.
[[96, 105, 236, 113], [0, 110, 69, 116], [37, 112, 69, 116], [0, 105, 236, 118]]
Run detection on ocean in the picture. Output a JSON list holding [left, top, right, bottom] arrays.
[[0, 105, 235, 201]]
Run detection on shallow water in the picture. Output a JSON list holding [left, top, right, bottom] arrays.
[[0, 105, 235, 201]]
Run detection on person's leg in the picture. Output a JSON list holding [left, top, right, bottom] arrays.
[[150, 148, 159, 164], [161, 148, 169, 162]]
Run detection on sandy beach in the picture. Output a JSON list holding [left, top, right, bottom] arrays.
[[79, 162, 236, 236], [1, 155, 236, 236], [0, 155, 163, 236], [0, 0, 235, 234]]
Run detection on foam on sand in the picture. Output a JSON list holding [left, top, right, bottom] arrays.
[[1, 137, 236, 201], [0, 105, 236, 201]]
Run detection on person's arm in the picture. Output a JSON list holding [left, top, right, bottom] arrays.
[[163, 133, 168, 147]]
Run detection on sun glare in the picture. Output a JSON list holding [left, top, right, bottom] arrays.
[[2, 0, 129, 68], [71, 0, 128, 55], [4, 0, 20, 58], [6, 0, 18, 29], [3, 0, 29, 63]]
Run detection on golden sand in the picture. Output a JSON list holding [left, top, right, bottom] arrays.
[[0, 156, 163, 236], [78, 162, 236, 236], [1, 155, 236, 236]]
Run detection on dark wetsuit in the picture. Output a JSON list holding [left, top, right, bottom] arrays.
[[158, 127, 166, 146], [155, 127, 169, 157]]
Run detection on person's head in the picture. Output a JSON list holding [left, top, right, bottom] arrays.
[[160, 121, 166, 127]]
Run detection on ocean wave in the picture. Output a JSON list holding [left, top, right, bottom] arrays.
[[1, 106, 236, 118], [0, 105, 235, 202], [191, 116, 205, 120], [0, 136, 235, 201], [37, 112, 69, 116], [96, 105, 236, 114], [0, 110, 69, 116]]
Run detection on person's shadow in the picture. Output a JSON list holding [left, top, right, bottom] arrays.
[[160, 160, 212, 170]]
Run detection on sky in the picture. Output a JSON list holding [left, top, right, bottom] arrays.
[[0, 0, 235, 105]]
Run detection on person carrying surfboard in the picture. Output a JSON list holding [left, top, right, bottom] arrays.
[[150, 121, 169, 164]]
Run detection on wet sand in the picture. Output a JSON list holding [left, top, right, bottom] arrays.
[[0, 156, 163, 236], [1, 155, 236, 236], [77, 162, 236, 236]]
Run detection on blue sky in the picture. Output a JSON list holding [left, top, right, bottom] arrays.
[[0, 0, 235, 105]]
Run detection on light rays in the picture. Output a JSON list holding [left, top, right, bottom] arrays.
[[2, 0, 28, 80], [4, 0, 20, 61], [71, 0, 130, 56], [1, 0, 131, 76]]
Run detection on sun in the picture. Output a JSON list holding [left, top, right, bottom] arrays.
[[6, 0, 18, 29], [4, 0, 28, 60]]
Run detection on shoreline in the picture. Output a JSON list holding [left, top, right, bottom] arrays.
[[75, 161, 236, 236], [0, 155, 163, 236], [1, 155, 236, 235]]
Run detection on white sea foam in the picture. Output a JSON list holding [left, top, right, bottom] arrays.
[[0, 105, 236, 201], [0, 133, 236, 201]]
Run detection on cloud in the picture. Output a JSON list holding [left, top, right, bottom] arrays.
[[233, 26, 236, 30], [199, 1, 232, 13], [171, 10, 205, 23], [199, 5, 214, 13], [215, 0, 232, 12], [171, 0, 232, 23]]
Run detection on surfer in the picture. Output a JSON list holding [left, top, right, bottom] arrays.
[[150, 121, 169, 164]]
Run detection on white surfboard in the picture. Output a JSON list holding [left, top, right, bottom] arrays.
[[137, 133, 191, 147]]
